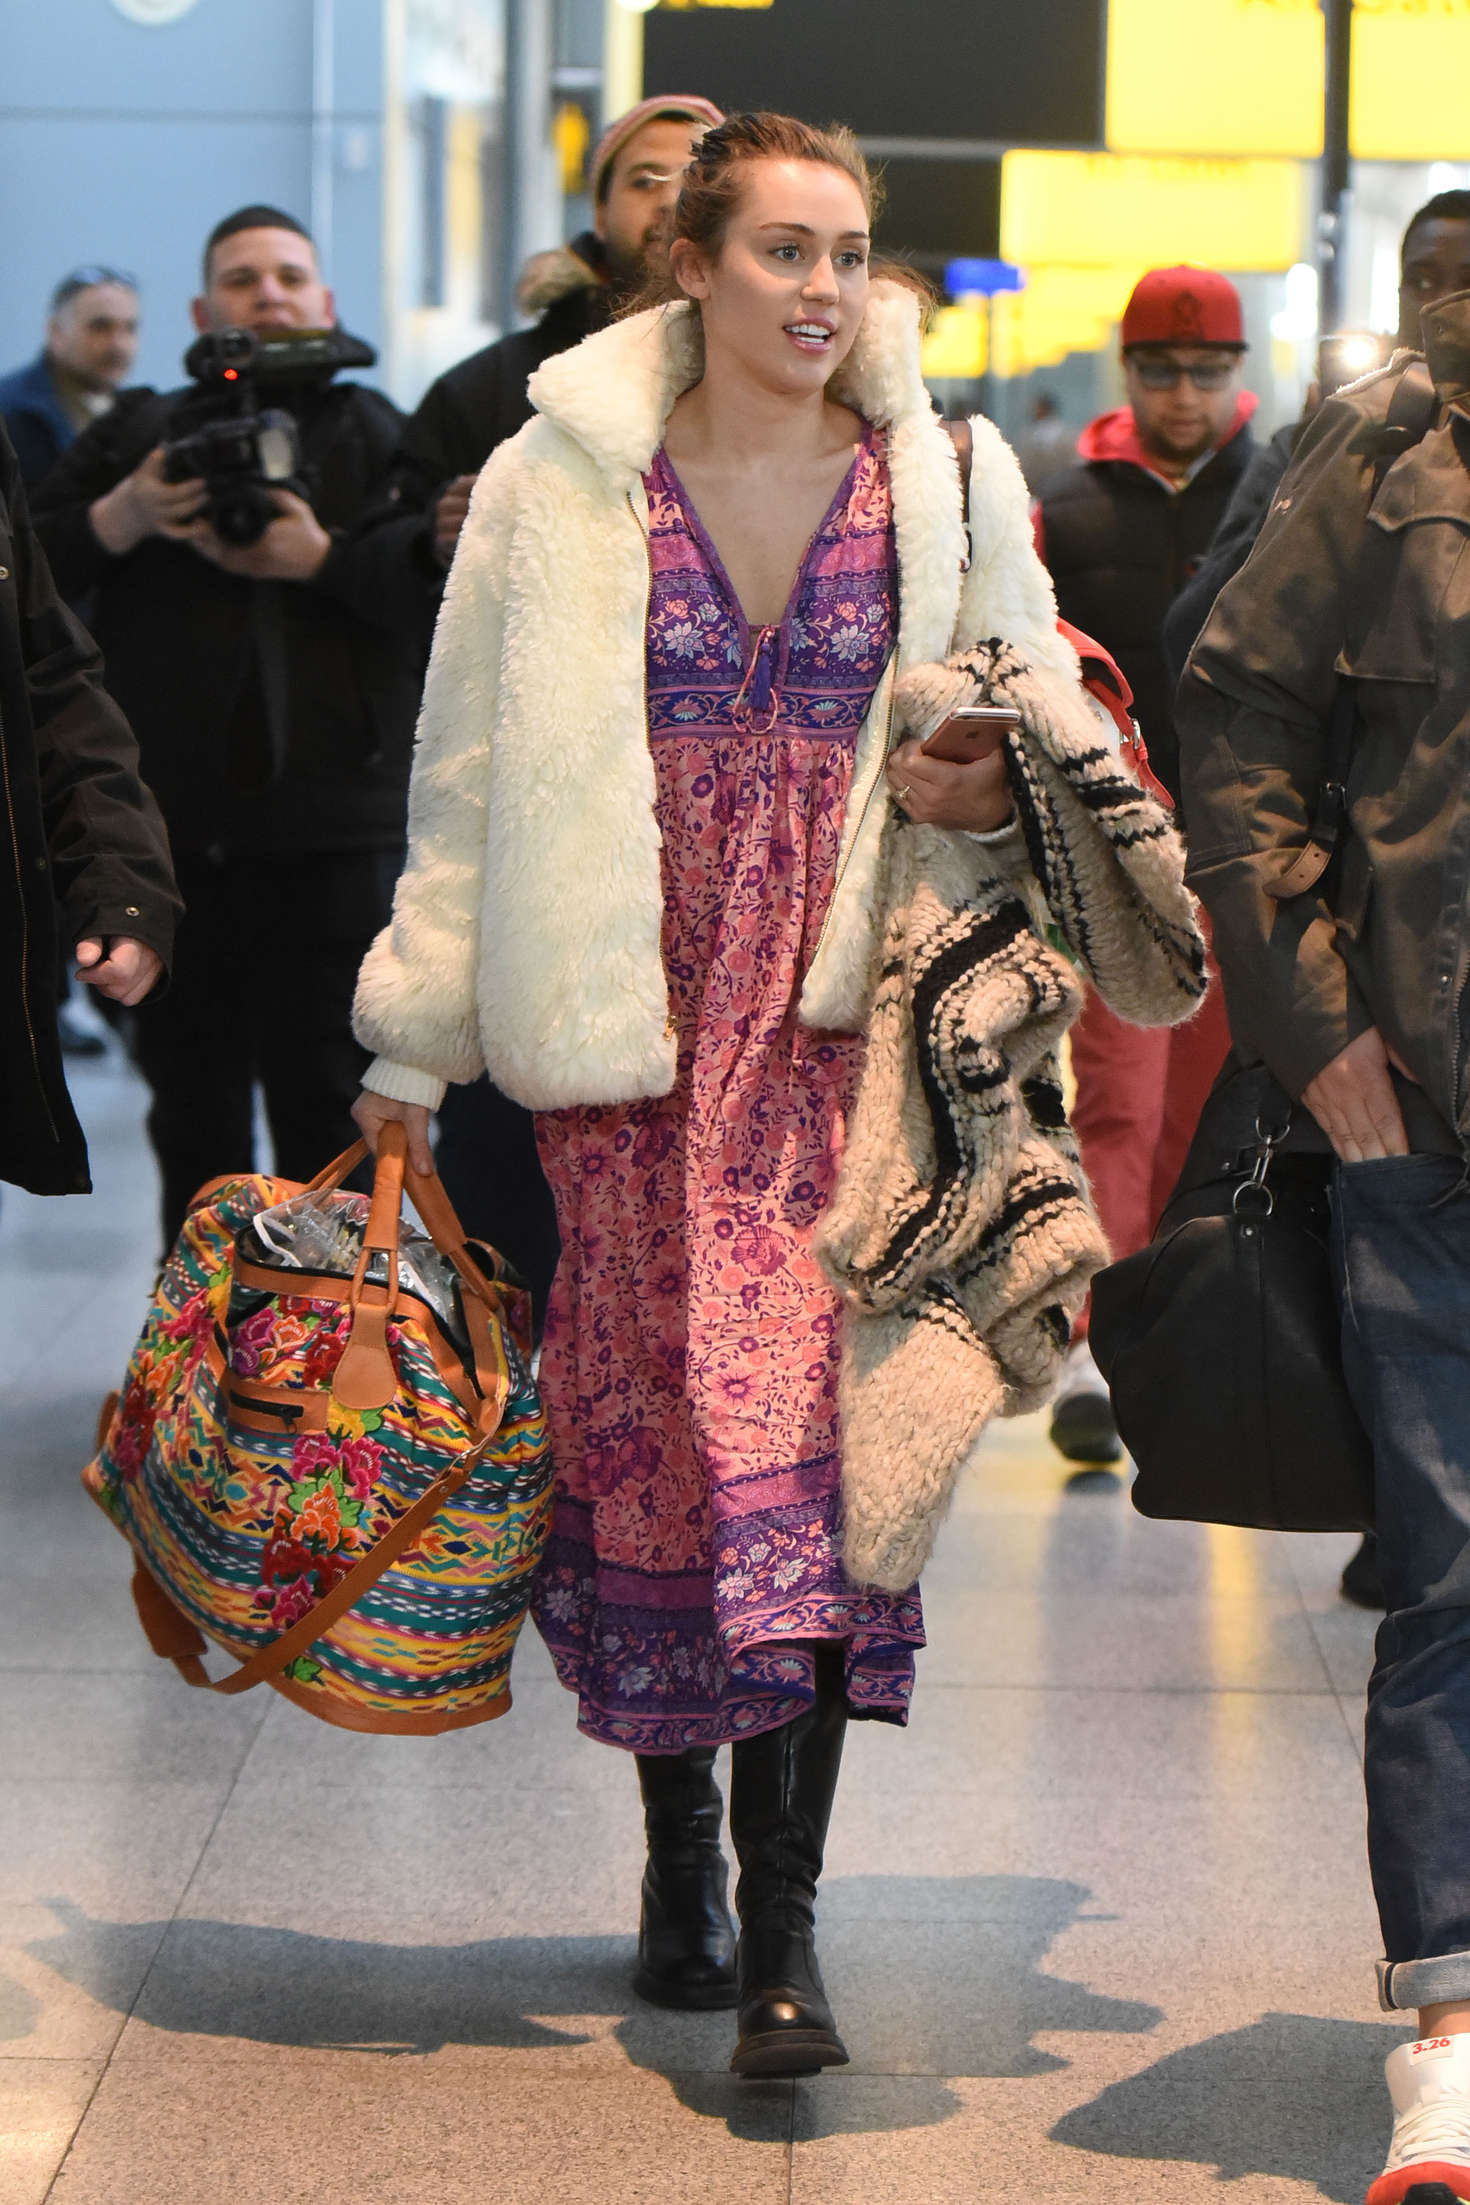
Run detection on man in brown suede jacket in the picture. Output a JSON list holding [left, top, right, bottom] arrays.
[[1177, 287, 1470, 2201]]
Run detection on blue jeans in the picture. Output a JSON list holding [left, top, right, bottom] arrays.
[[1332, 1153, 1470, 2013]]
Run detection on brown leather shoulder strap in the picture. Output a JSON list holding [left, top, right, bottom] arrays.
[[133, 1430, 490, 1697], [943, 415, 973, 534]]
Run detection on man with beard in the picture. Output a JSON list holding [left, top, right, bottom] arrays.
[[405, 97, 724, 566], [358, 94, 721, 1328]]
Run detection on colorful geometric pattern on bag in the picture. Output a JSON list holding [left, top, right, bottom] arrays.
[[84, 1155, 554, 1734]]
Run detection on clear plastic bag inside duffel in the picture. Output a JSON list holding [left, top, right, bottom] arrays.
[[246, 1188, 470, 1351]]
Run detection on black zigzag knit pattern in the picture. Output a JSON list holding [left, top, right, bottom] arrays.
[[815, 636, 1209, 1594]]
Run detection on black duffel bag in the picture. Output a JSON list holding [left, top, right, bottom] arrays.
[[1089, 1063, 1373, 1532]]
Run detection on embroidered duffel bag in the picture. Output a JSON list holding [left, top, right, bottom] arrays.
[[83, 1123, 554, 1733]]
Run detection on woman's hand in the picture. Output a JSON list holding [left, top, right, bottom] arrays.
[[351, 1090, 435, 1177], [885, 737, 1013, 834]]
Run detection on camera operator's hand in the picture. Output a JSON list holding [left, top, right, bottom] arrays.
[[433, 475, 477, 568], [74, 937, 163, 1008], [89, 447, 208, 557], [186, 488, 332, 583]]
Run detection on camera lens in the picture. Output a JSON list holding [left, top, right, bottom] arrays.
[[214, 487, 275, 547]]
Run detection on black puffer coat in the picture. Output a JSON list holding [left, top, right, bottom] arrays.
[[345, 237, 613, 606], [1036, 413, 1255, 801], [0, 426, 179, 1194], [29, 354, 427, 860]]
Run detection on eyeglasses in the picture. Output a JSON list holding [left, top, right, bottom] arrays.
[[1129, 354, 1240, 392]]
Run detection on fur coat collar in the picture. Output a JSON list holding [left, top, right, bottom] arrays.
[[355, 285, 1072, 1112]]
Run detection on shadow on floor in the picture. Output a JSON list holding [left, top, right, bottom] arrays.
[[1050, 2010, 1403, 2203], [820, 1874, 1161, 2082], [16, 1874, 1159, 2136], [0, 1973, 41, 2040]]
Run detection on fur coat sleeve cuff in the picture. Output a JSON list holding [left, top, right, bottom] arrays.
[[361, 1058, 449, 1111]]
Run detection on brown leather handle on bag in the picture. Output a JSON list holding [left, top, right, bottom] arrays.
[[332, 1123, 407, 1410], [327, 1122, 514, 1417]]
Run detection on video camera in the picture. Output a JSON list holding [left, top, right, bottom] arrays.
[[161, 324, 375, 547]]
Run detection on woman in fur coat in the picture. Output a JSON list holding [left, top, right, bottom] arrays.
[[352, 111, 1078, 2077]]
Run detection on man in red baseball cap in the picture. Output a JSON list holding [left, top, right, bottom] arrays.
[[1033, 265, 1256, 1469]]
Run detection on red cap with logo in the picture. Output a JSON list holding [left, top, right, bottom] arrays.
[[1122, 265, 1246, 350]]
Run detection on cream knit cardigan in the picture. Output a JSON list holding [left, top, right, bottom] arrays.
[[354, 284, 1075, 1112]]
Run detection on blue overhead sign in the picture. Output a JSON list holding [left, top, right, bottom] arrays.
[[946, 258, 1025, 297]]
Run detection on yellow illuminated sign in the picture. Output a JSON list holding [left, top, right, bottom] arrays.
[[554, 100, 591, 195], [921, 304, 988, 380], [1001, 151, 1303, 274], [989, 267, 1142, 378], [1352, 0, 1470, 161], [925, 270, 1149, 381], [1110, 0, 1470, 162], [1107, 0, 1323, 157]]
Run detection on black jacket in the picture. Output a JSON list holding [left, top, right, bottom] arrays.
[[1036, 415, 1256, 801], [29, 358, 432, 859], [0, 354, 75, 490], [350, 237, 612, 600], [0, 426, 179, 1194], [1162, 422, 1300, 690]]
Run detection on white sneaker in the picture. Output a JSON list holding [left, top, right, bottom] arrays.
[[1048, 1337, 1122, 1466], [1369, 2035, 1470, 2203]]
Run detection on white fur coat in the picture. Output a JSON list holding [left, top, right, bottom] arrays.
[[354, 284, 1075, 1112]]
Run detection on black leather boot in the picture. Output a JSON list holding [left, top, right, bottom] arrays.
[[632, 1747, 738, 2010], [728, 1644, 850, 2078]]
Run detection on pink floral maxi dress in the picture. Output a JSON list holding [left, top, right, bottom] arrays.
[[532, 422, 925, 1751]]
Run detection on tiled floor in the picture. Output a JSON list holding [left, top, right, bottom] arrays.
[[0, 1053, 1394, 2204]]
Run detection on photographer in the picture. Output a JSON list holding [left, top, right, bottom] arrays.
[[31, 206, 434, 1245]]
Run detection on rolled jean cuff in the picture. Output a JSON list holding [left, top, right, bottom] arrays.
[[1378, 1951, 1470, 2012]]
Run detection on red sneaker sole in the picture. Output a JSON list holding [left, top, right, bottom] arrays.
[[1367, 2163, 1470, 2204]]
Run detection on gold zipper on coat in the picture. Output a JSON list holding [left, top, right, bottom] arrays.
[[625, 483, 677, 1042]]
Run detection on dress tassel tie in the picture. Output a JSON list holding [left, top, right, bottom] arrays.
[[732, 625, 781, 735]]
